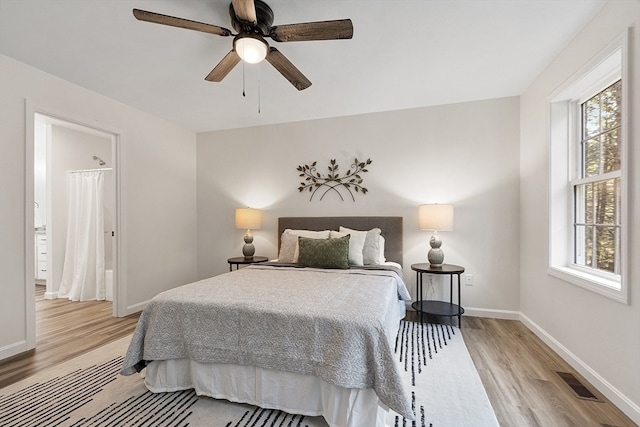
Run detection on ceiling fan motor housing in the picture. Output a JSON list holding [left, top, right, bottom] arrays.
[[230, 0, 274, 35]]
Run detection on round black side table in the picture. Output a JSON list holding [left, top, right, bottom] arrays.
[[227, 256, 269, 271], [411, 263, 465, 327]]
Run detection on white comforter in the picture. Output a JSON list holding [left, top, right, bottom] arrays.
[[121, 264, 413, 419]]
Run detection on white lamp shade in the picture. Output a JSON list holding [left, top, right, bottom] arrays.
[[234, 36, 268, 64], [235, 208, 262, 230], [419, 204, 454, 231]]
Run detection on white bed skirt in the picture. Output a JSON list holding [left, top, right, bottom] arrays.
[[144, 359, 389, 427]]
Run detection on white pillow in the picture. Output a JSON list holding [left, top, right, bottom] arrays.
[[330, 230, 366, 266], [378, 235, 386, 264], [340, 226, 383, 265], [278, 229, 331, 263]]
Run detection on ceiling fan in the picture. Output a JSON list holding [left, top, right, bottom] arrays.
[[133, 0, 353, 91]]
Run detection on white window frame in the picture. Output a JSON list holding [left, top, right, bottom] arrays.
[[547, 30, 629, 304]]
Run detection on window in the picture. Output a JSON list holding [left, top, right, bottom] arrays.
[[573, 80, 621, 275], [548, 32, 628, 303]]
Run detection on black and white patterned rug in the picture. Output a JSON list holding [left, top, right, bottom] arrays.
[[0, 321, 498, 427]]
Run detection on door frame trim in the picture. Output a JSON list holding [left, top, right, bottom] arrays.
[[25, 100, 127, 350]]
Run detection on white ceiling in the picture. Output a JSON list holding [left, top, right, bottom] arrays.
[[0, 0, 606, 132]]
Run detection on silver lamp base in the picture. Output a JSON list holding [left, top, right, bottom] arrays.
[[428, 232, 444, 267], [242, 233, 255, 258]]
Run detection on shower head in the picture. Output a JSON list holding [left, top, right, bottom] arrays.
[[93, 155, 106, 166]]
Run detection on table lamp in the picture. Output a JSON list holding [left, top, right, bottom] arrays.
[[419, 204, 454, 267], [235, 208, 262, 258]]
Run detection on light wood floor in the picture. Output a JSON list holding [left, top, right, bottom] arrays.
[[460, 315, 636, 427], [0, 285, 140, 388], [1, 289, 636, 426]]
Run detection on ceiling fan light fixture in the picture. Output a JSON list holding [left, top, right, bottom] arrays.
[[234, 34, 268, 64]]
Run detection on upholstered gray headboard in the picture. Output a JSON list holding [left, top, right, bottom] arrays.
[[278, 216, 403, 265]]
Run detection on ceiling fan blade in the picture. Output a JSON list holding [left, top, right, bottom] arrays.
[[231, 0, 257, 24], [270, 19, 353, 42], [133, 9, 232, 37], [205, 50, 241, 82], [265, 47, 311, 91]]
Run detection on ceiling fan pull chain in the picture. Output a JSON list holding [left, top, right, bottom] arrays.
[[258, 80, 261, 114], [242, 59, 246, 97], [258, 66, 261, 114]]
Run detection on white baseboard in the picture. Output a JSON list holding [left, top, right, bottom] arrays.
[[519, 313, 640, 426], [406, 303, 520, 321], [463, 307, 520, 320], [0, 340, 27, 360], [125, 299, 150, 316]]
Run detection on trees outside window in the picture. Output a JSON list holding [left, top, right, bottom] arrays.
[[574, 80, 621, 275]]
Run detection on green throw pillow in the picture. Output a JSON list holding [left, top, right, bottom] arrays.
[[297, 235, 350, 269]]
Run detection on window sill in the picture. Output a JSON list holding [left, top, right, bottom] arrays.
[[547, 266, 627, 304]]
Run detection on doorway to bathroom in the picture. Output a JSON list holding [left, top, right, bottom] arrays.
[[33, 112, 119, 314]]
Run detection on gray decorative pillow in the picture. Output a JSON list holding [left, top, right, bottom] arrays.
[[297, 235, 350, 269], [340, 226, 382, 265]]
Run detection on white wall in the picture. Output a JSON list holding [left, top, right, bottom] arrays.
[[519, 0, 640, 422], [0, 54, 198, 358], [197, 96, 521, 315]]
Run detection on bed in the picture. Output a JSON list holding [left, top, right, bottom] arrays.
[[121, 216, 414, 426]]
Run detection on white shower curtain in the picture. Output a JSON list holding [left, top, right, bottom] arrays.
[[58, 170, 106, 301]]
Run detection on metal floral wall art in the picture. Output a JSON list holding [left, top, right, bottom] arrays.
[[297, 157, 372, 201]]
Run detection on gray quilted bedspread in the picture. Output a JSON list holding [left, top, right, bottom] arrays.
[[121, 264, 413, 419]]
